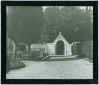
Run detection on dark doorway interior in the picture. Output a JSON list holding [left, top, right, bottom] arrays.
[[56, 41, 64, 55]]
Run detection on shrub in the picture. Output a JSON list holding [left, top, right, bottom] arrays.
[[7, 51, 25, 70], [10, 59, 25, 70], [80, 41, 93, 60]]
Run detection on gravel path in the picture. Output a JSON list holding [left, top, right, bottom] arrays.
[[6, 58, 93, 79]]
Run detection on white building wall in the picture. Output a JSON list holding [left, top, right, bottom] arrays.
[[46, 43, 55, 55], [53, 34, 72, 56], [31, 33, 72, 56], [31, 42, 72, 56], [65, 43, 72, 56]]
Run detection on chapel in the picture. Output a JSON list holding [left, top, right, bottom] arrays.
[[31, 32, 72, 56]]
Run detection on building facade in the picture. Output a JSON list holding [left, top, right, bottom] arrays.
[[31, 32, 72, 56]]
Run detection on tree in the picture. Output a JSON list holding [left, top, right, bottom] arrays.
[[43, 6, 93, 43], [43, 6, 61, 42], [7, 6, 45, 55]]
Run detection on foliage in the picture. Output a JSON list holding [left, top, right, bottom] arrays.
[[80, 40, 93, 60], [7, 51, 25, 71], [42, 6, 93, 43], [7, 6, 93, 44], [6, 52, 11, 73], [18, 44, 26, 51], [7, 6, 45, 45], [6, 6, 93, 62]]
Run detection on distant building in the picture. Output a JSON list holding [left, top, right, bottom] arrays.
[[31, 32, 72, 56]]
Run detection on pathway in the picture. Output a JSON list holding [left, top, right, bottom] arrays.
[[6, 58, 93, 79]]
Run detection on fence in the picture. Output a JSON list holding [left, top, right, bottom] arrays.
[[21, 48, 47, 60]]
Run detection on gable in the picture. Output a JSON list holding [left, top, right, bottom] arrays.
[[53, 32, 69, 44]]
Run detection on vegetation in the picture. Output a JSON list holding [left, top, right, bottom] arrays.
[[6, 52, 11, 73], [7, 38, 25, 72], [42, 6, 93, 60], [6, 6, 45, 72], [7, 6, 93, 48], [6, 6, 93, 72], [7, 6, 45, 50], [41, 6, 93, 43]]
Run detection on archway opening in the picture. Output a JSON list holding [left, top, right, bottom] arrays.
[[56, 40, 64, 55]]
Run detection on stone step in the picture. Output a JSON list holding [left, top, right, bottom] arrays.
[[49, 55, 78, 59], [42, 55, 78, 60]]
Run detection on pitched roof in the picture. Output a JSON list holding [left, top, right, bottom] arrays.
[[53, 32, 69, 44], [48, 32, 71, 43]]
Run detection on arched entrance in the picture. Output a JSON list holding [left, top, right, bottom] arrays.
[[56, 40, 64, 55]]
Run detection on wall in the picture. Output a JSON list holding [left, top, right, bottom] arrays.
[[65, 43, 72, 56], [30, 40, 72, 56], [46, 43, 55, 55], [53, 34, 72, 56]]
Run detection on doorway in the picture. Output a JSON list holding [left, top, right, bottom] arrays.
[[56, 41, 64, 55]]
